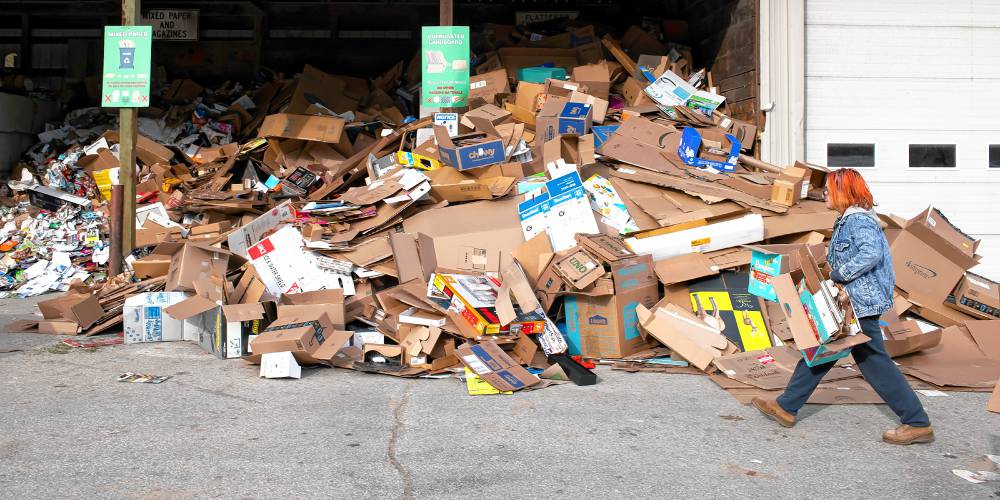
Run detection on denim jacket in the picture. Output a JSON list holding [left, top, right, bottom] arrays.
[[827, 206, 895, 318]]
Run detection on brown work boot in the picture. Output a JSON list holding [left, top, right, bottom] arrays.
[[883, 425, 935, 445], [751, 397, 795, 428]]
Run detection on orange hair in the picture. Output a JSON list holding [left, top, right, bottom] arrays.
[[826, 168, 874, 213]]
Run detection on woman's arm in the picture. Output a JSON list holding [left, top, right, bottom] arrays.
[[830, 217, 884, 283]]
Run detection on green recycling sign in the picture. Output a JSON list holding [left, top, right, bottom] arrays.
[[421, 26, 470, 108], [101, 25, 152, 108]]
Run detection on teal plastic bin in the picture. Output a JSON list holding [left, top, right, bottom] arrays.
[[517, 66, 567, 83]]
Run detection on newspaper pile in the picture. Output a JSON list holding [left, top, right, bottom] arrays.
[[5, 23, 998, 409]]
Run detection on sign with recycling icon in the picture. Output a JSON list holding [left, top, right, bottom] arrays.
[[101, 25, 152, 108]]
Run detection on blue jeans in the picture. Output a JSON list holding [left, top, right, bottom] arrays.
[[777, 316, 931, 427]]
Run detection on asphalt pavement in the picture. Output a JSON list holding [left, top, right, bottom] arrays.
[[0, 295, 997, 499]]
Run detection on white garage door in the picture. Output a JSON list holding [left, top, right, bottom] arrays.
[[805, 0, 1000, 281]]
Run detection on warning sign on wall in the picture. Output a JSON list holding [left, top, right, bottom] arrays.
[[141, 9, 199, 41]]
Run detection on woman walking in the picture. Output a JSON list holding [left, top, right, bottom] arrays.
[[752, 168, 934, 445]]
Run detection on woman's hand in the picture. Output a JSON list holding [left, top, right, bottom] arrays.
[[836, 283, 851, 309]]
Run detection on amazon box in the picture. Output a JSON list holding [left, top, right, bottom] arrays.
[[947, 272, 1000, 319], [884, 207, 979, 304], [563, 254, 658, 358]]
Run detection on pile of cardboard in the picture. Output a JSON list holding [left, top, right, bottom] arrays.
[[5, 22, 998, 407]]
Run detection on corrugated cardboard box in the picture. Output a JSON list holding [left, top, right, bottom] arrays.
[[123, 292, 190, 344], [572, 63, 610, 100], [884, 208, 980, 304], [456, 340, 540, 392], [947, 272, 1000, 319], [621, 77, 652, 106], [771, 173, 803, 207], [259, 113, 345, 142], [800, 333, 870, 367], [563, 254, 658, 358], [535, 100, 592, 143], [402, 197, 525, 274], [910, 206, 979, 259], [134, 219, 182, 249], [37, 292, 103, 330], [713, 345, 859, 390], [635, 302, 727, 371], [426, 167, 516, 203], [433, 125, 507, 171], [250, 310, 351, 366], [569, 91, 608, 124], [101, 130, 174, 167], [227, 201, 295, 257], [575, 233, 635, 263], [460, 104, 512, 130], [744, 244, 810, 302], [879, 312, 942, 358], [784, 161, 830, 200], [552, 247, 604, 290], [653, 251, 719, 286], [211, 302, 278, 359], [166, 242, 241, 292], [505, 82, 544, 125], [541, 134, 595, 168], [431, 273, 546, 335], [287, 65, 352, 114], [132, 242, 184, 279], [278, 288, 346, 329], [771, 272, 828, 351], [469, 68, 510, 104]]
